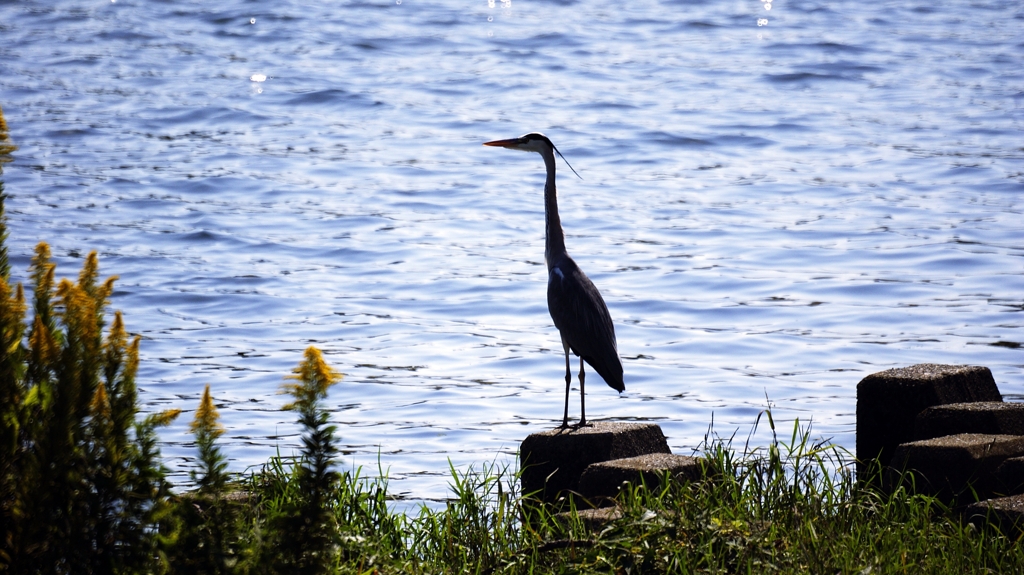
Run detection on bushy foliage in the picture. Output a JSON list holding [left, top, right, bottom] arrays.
[[191, 385, 229, 494], [0, 227, 181, 573], [164, 385, 241, 575], [257, 347, 344, 574]]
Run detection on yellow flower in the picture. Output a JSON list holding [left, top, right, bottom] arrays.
[[191, 384, 225, 440], [280, 346, 342, 412]]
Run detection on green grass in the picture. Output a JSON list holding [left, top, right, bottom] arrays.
[[202, 413, 1022, 575]]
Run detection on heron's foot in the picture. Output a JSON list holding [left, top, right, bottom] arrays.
[[571, 420, 594, 431], [556, 420, 572, 432]]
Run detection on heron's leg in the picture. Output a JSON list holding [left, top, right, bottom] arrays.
[[578, 357, 590, 427], [559, 335, 572, 429]]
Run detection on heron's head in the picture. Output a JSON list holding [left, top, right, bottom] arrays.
[[483, 133, 581, 178], [482, 132, 553, 154]]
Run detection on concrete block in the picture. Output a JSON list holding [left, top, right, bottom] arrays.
[[965, 494, 1024, 535], [520, 422, 670, 504], [554, 507, 624, 531], [856, 364, 1000, 477], [915, 401, 1024, 440], [995, 456, 1024, 496], [579, 453, 702, 503], [887, 433, 1024, 503]]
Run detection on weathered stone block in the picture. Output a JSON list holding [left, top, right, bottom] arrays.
[[996, 456, 1024, 496], [887, 433, 1024, 503], [965, 494, 1024, 535], [520, 422, 670, 504], [578, 453, 702, 503], [554, 507, 624, 531], [856, 364, 1001, 477], [915, 401, 1024, 440]]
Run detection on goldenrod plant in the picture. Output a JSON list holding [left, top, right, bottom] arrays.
[[0, 184, 27, 571], [0, 194, 180, 573], [165, 385, 242, 575], [191, 385, 229, 494], [259, 346, 344, 575], [0, 105, 16, 164]]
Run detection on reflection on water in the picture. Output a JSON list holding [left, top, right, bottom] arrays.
[[0, 0, 1021, 508]]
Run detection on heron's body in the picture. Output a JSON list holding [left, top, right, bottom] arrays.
[[484, 133, 624, 428]]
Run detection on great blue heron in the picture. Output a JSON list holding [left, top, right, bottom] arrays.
[[483, 133, 624, 428]]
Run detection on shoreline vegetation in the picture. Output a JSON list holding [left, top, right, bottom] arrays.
[[1, 127, 1021, 572]]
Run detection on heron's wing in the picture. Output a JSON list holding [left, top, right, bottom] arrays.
[[547, 257, 624, 391]]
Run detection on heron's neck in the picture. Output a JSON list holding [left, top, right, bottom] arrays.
[[542, 150, 566, 269]]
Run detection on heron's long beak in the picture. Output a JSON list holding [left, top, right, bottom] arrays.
[[483, 137, 523, 148]]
